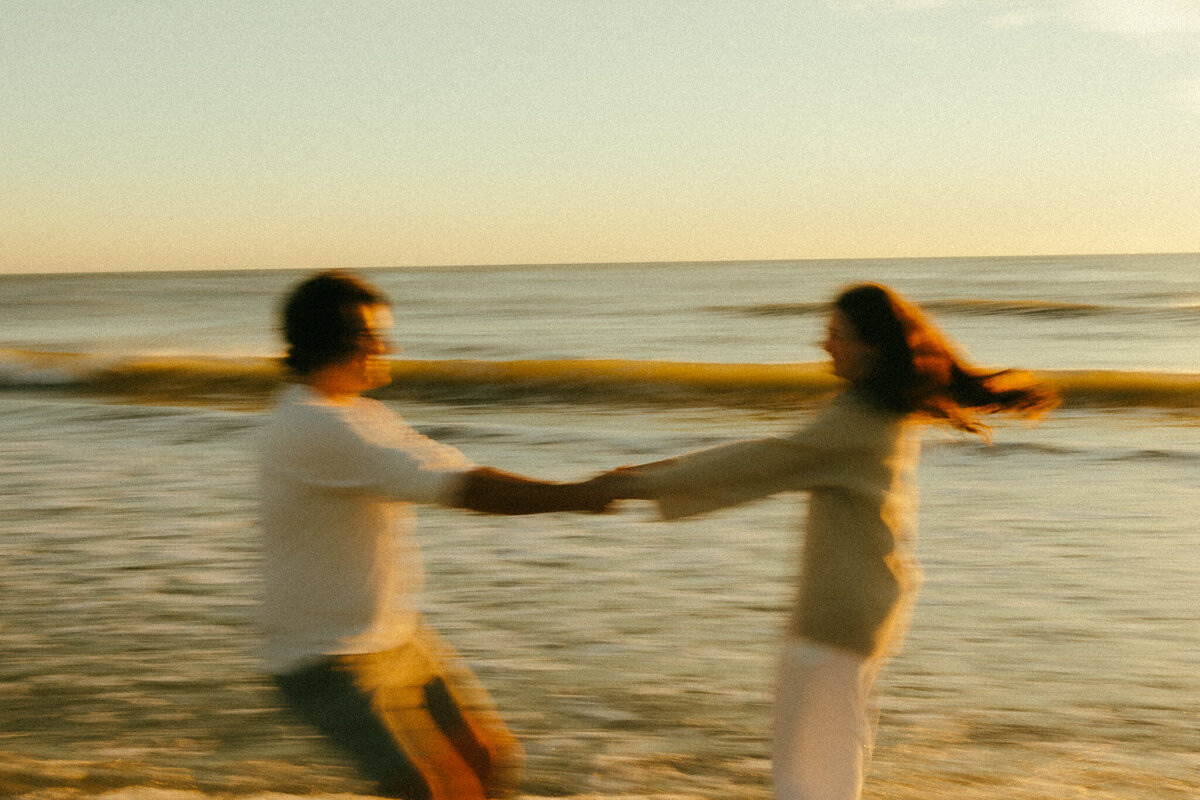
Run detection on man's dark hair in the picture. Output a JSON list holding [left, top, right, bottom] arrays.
[[280, 270, 389, 375]]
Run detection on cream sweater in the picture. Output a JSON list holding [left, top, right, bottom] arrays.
[[639, 391, 921, 657]]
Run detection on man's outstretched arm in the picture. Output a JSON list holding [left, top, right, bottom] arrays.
[[452, 467, 614, 515]]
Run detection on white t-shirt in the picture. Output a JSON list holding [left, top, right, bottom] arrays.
[[258, 384, 473, 674]]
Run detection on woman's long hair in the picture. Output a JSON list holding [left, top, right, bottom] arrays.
[[835, 283, 1057, 437]]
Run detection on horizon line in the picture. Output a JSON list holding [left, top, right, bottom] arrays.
[[2, 250, 1198, 278]]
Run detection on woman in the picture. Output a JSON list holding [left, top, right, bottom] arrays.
[[597, 283, 1056, 800]]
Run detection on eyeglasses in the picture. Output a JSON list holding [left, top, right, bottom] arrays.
[[354, 329, 393, 353]]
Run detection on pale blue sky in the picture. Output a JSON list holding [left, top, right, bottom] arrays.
[[3, 0, 1199, 273]]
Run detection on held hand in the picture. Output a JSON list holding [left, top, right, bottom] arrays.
[[454, 466, 655, 516], [456, 467, 618, 515], [582, 467, 654, 501], [562, 477, 620, 514]]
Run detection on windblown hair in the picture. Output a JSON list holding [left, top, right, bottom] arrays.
[[280, 270, 389, 375], [834, 283, 1057, 437]]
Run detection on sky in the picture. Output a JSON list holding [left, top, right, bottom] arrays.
[[3, 0, 1199, 274]]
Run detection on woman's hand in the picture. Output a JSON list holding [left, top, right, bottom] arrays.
[[579, 467, 654, 501]]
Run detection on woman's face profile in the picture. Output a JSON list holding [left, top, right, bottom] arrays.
[[345, 303, 396, 392], [822, 309, 878, 384]]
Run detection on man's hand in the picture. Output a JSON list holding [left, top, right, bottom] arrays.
[[576, 468, 654, 502], [454, 467, 617, 515]]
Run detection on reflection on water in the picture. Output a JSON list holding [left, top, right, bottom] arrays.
[[1, 396, 1198, 799]]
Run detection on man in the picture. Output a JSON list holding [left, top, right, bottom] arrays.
[[260, 270, 610, 799]]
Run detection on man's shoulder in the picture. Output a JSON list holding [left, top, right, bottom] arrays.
[[263, 385, 357, 445], [270, 384, 386, 421]]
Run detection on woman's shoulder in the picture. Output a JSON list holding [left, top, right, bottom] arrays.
[[793, 390, 910, 446], [826, 389, 907, 423]]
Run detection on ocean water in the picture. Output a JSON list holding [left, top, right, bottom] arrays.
[[1, 255, 1198, 799]]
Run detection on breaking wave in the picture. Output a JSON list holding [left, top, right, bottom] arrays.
[[5, 349, 1200, 409]]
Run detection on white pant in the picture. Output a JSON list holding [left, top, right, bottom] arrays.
[[772, 639, 880, 800]]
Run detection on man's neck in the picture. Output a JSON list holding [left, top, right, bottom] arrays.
[[300, 371, 361, 404]]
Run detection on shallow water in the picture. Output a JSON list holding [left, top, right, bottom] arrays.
[[2, 392, 1197, 799]]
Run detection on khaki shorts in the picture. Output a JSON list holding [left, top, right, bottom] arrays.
[[274, 625, 522, 800]]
